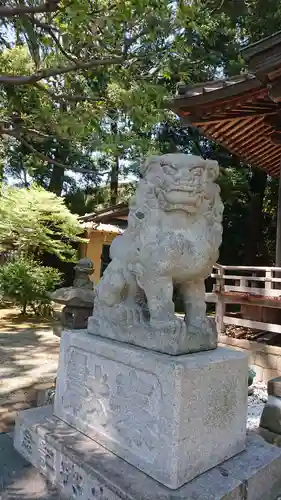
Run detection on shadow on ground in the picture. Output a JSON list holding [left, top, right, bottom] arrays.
[[0, 306, 54, 332], [0, 308, 60, 432]]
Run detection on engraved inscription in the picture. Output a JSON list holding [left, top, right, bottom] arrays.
[[205, 378, 238, 429], [21, 428, 33, 455], [67, 349, 89, 382], [60, 458, 72, 487], [59, 454, 120, 499], [89, 481, 120, 499], [38, 438, 55, 474], [60, 458, 84, 497]]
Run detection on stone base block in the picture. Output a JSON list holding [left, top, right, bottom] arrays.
[[260, 395, 281, 435], [258, 426, 281, 447], [88, 313, 218, 355], [53, 330, 248, 489], [14, 406, 281, 500]]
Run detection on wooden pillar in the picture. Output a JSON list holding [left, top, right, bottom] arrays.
[[214, 266, 225, 334], [276, 158, 281, 266]]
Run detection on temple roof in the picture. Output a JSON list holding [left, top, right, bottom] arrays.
[[170, 32, 281, 177], [79, 202, 128, 224]]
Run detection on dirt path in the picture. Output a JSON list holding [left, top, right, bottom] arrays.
[[0, 308, 60, 432]]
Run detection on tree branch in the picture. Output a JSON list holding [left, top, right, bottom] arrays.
[[0, 31, 12, 49], [0, 1, 59, 17], [26, 17, 60, 32], [0, 122, 63, 141], [0, 56, 124, 86], [47, 30, 77, 63], [206, 0, 225, 14], [0, 125, 20, 139], [20, 138, 96, 174], [29, 20, 78, 63], [0, 126, 95, 174], [35, 82, 105, 103]]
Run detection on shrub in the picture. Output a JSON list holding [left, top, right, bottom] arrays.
[[0, 257, 62, 315]]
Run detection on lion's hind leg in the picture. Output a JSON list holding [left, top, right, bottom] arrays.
[[180, 279, 214, 335], [140, 275, 182, 330]]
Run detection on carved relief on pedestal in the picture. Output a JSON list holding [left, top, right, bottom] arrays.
[[110, 369, 161, 454], [60, 346, 162, 459]]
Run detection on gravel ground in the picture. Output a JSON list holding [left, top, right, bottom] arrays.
[[247, 381, 268, 431]]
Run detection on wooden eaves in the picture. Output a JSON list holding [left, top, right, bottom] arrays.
[[79, 202, 128, 225], [170, 73, 281, 177], [169, 30, 281, 264], [170, 31, 281, 178]]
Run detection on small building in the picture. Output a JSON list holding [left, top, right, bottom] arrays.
[[79, 203, 128, 283]]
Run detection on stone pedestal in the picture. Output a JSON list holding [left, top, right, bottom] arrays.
[[53, 330, 248, 489]]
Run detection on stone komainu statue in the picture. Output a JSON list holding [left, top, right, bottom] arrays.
[[89, 154, 223, 354]]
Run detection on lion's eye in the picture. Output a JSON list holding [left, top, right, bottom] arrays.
[[162, 164, 177, 175], [191, 168, 202, 177]]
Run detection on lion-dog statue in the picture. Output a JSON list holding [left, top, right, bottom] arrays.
[[88, 154, 223, 354]]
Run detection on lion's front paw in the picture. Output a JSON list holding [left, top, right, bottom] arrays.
[[186, 315, 216, 336], [150, 315, 184, 333]]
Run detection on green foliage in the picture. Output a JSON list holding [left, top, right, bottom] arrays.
[[0, 0, 252, 199], [0, 185, 86, 260], [65, 182, 136, 215], [1, 0, 281, 265], [0, 0, 179, 194], [0, 257, 62, 315]]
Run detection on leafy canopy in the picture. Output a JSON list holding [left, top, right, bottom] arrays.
[[0, 184, 86, 260], [0, 1, 176, 173]]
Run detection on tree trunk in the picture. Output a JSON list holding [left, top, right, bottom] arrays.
[[109, 114, 119, 206], [21, 300, 27, 316], [48, 164, 65, 196], [0, 163, 3, 193], [242, 168, 267, 266], [48, 102, 67, 197], [110, 155, 119, 205], [23, 166, 28, 187], [275, 159, 281, 266]]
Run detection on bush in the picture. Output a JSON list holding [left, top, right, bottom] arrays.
[[0, 257, 62, 315]]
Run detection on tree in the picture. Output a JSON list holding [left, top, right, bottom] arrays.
[[0, 184, 86, 260], [0, 1, 176, 186], [1, 0, 281, 268], [2, 1, 246, 200]]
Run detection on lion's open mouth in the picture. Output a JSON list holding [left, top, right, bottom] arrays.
[[163, 189, 203, 206]]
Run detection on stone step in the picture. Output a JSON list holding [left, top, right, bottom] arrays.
[[13, 405, 281, 500], [0, 432, 60, 500]]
